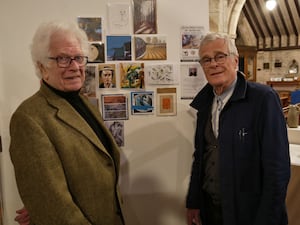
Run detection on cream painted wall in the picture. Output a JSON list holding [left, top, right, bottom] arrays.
[[0, 0, 209, 224]]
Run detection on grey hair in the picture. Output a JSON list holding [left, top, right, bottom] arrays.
[[199, 32, 239, 57], [30, 21, 90, 78]]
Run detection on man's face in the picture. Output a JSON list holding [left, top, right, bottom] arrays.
[[199, 38, 238, 91], [41, 32, 86, 92], [101, 70, 113, 86]]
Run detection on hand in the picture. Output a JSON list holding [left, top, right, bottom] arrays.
[[15, 207, 30, 225], [186, 208, 201, 225]]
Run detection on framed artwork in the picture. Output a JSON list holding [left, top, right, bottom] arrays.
[[180, 26, 205, 62], [145, 63, 178, 85], [101, 94, 129, 120], [180, 63, 207, 99], [133, 0, 157, 34], [107, 3, 132, 35], [131, 91, 154, 115], [88, 42, 105, 63], [134, 35, 167, 60], [81, 65, 96, 97], [106, 35, 132, 61], [77, 17, 102, 42], [98, 64, 117, 88], [157, 88, 177, 116], [120, 62, 145, 89], [104, 120, 124, 147]]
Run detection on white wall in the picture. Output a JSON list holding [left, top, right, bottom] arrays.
[[0, 0, 209, 224]]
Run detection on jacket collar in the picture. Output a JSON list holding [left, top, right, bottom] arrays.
[[38, 83, 115, 159], [190, 71, 247, 111]]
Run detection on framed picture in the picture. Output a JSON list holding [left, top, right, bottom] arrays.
[[98, 64, 117, 88], [106, 35, 132, 61], [120, 62, 145, 89], [131, 91, 154, 115], [134, 35, 167, 60], [88, 42, 105, 63], [107, 3, 132, 35], [104, 120, 124, 147], [81, 65, 96, 97], [133, 0, 157, 34], [77, 17, 102, 42], [101, 94, 129, 120], [157, 88, 177, 116]]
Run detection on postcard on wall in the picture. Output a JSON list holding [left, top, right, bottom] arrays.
[[157, 88, 177, 116], [107, 3, 132, 35], [106, 36, 132, 61], [120, 62, 145, 89], [133, 0, 157, 34], [180, 26, 205, 62], [104, 120, 125, 147], [101, 94, 128, 120], [77, 17, 102, 42], [180, 63, 207, 99], [134, 35, 167, 60], [98, 64, 117, 88], [131, 91, 154, 115], [88, 42, 105, 63], [81, 65, 96, 97], [145, 63, 179, 85]]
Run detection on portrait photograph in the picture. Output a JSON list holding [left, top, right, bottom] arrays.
[[88, 42, 105, 63], [98, 64, 117, 88]]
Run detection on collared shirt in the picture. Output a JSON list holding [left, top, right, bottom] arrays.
[[211, 78, 237, 137]]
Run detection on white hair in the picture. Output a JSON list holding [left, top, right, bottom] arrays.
[[30, 20, 89, 78]]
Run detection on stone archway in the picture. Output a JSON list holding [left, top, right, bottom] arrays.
[[209, 0, 246, 39]]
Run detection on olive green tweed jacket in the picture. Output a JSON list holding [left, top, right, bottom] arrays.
[[9, 83, 124, 225]]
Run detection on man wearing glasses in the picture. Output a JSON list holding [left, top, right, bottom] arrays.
[[186, 33, 290, 225], [9, 21, 124, 225]]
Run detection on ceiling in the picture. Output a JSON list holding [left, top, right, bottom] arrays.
[[236, 0, 300, 51]]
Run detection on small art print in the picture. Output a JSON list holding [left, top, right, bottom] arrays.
[[134, 35, 167, 60], [101, 94, 129, 120], [120, 62, 145, 89], [131, 91, 154, 115], [157, 88, 177, 116]]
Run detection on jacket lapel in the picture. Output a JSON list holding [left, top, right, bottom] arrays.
[[40, 84, 112, 158]]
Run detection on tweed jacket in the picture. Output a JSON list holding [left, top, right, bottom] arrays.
[[10, 82, 124, 225]]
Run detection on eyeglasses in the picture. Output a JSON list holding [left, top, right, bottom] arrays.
[[199, 53, 231, 67], [48, 56, 88, 68]]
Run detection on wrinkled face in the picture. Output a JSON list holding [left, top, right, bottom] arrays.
[[40, 32, 86, 92], [199, 38, 238, 91], [101, 70, 113, 86]]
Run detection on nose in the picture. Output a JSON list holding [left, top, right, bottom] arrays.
[[69, 58, 80, 69], [210, 58, 218, 66]]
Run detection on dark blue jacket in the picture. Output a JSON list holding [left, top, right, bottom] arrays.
[[186, 72, 290, 225]]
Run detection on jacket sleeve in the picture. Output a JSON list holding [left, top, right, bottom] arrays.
[[9, 110, 92, 225], [254, 89, 290, 225]]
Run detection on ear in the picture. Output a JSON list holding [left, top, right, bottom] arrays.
[[38, 62, 49, 80]]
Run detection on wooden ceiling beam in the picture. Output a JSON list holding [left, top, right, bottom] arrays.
[[244, 2, 266, 48]]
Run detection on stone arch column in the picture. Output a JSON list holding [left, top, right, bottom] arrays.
[[209, 0, 246, 39]]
